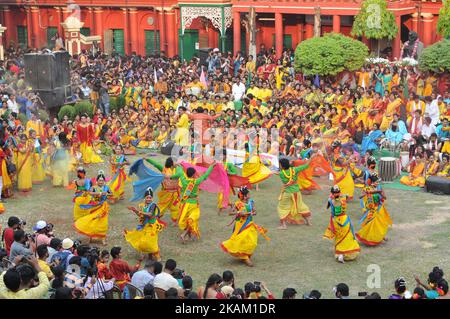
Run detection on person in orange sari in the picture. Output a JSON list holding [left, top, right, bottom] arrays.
[[77, 114, 103, 164], [400, 154, 426, 187], [380, 92, 402, 131]]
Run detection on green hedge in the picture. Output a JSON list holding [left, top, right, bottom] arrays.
[[18, 113, 28, 126], [38, 109, 50, 122], [58, 104, 76, 121], [74, 101, 94, 118], [110, 95, 126, 112]]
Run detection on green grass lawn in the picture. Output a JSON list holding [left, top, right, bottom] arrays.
[[3, 152, 450, 299]]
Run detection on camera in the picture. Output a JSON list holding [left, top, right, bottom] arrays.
[[253, 281, 261, 293], [19, 219, 26, 227]]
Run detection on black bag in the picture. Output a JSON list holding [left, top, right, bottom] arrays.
[[6, 161, 16, 175], [425, 176, 450, 195]]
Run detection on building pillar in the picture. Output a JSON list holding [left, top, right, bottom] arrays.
[[165, 11, 176, 57], [2, 7, 13, 45], [332, 15, 341, 33], [30, 6, 41, 49], [305, 23, 314, 39], [54, 7, 62, 36], [25, 7, 32, 48], [121, 8, 129, 55], [208, 26, 217, 49], [421, 13, 434, 47], [0, 25, 6, 60], [391, 15, 401, 59], [159, 11, 167, 54], [411, 13, 419, 33], [275, 12, 283, 58], [128, 8, 138, 54], [233, 11, 241, 55], [297, 21, 304, 44], [93, 8, 103, 48]]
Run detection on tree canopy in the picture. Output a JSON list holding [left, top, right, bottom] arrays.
[[294, 33, 369, 76], [437, 0, 450, 38], [351, 0, 398, 40], [418, 39, 450, 74]]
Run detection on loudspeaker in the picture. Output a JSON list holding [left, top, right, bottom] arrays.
[[24, 51, 70, 90], [425, 176, 450, 195], [36, 86, 72, 109]]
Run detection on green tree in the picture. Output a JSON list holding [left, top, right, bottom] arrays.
[[418, 39, 450, 73], [351, 0, 398, 54], [437, 0, 450, 38], [294, 33, 369, 76]]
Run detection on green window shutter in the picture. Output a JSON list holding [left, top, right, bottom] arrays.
[[17, 26, 28, 49], [145, 30, 160, 56], [272, 34, 292, 50], [113, 29, 125, 56], [80, 28, 91, 37], [47, 27, 58, 48]]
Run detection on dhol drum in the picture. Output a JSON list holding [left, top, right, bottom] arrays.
[[400, 151, 410, 170], [378, 157, 401, 182]]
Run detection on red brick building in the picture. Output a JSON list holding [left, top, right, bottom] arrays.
[[0, 0, 443, 60]]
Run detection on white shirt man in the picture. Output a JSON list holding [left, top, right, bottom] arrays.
[[153, 272, 180, 291], [131, 262, 156, 291], [421, 117, 436, 141], [7, 95, 18, 114], [424, 100, 440, 126], [232, 80, 246, 101]]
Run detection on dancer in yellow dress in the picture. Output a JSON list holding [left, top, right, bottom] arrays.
[[242, 143, 272, 190], [74, 171, 112, 245], [277, 158, 312, 229], [15, 134, 33, 193], [29, 129, 45, 185], [323, 185, 360, 263], [356, 172, 392, 246], [145, 157, 180, 225], [124, 187, 166, 261], [72, 167, 94, 222], [330, 140, 355, 200], [168, 162, 216, 243], [220, 187, 269, 267], [108, 145, 130, 203]]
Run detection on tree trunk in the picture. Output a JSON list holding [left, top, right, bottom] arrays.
[[314, 7, 321, 37], [248, 7, 257, 58]]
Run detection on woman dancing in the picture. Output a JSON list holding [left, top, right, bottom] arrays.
[[145, 157, 180, 225], [124, 187, 166, 261], [168, 162, 216, 243], [329, 140, 355, 200], [356, 172, 392, 246], [74, 170, 112, 245], [73, 167, 94, 222], [277, 158, 312, 229], [323, 185, 360, 263], [220, 187, 269, 267], [108, 145, 130, 203]]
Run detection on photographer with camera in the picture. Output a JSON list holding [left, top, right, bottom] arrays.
[[33, 220, 54, 248], [2, 216, 23, 256], [8, 229, 34, 263], [0, 255, 50, 299], [243, 281, 275, 299]]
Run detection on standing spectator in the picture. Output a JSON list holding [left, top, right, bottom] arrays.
[[6, 94, 18, 117], [79, 80, 91, 99], [99, 81, 110, 116], [109, 246, 142, 290], [231, 78, 246, 102]]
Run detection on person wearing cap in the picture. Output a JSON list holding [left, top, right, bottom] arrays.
[[282, 287, 297, 299], [124, 187, 166, 261], [356, 172, 392, 247], [33, 220, 52, 248], [324, 185, 360, 263], [59, 238, 76, 268]]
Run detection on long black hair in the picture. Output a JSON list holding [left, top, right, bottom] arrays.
[[203, 273, 222, 299]]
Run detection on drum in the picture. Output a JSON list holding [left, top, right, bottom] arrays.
[[379, 157, 400, 182]]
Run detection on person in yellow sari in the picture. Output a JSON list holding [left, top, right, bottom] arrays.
[[242, 143, 272, 190], [323, 185, 360, 263], [155, 124, 168, 148], [72, 167, 95, 222], [117, 128, 137, 155], [356, 172, 392, 246], [423, 73, 436, 97], [108, 145, 130, 203], [145, 157, 180, 225], [74, 171, 111, 245], [124, 187, 166, 261], [330, 141, 355, 200], [221, 187, 269, 267], [174, 106, 190, 147], [277, 158, 312, 230], [400, 156, 426, 187], [168, 163, 216, 243], [380, 93, 402, 131], [29, 129, 45, 185], [16, 134, 33, 192]]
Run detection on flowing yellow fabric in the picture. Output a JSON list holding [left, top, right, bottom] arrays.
[[242, 156, 272, 185], [80, 142, 103, 164], [221, 219, 259, 261], [73, 194, 95, 222], [124, 221, 165, 254], [323, 214, 360, 260], [74, 201, 109, 238], [400, 162, 426, 187], [356, 198, 391, 246], [332, 166, 355, 199], [17, 149, 33, 192], [178, 202, 201, 238], [277, 191, 310, 224], [31, 153, 45, 184]]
